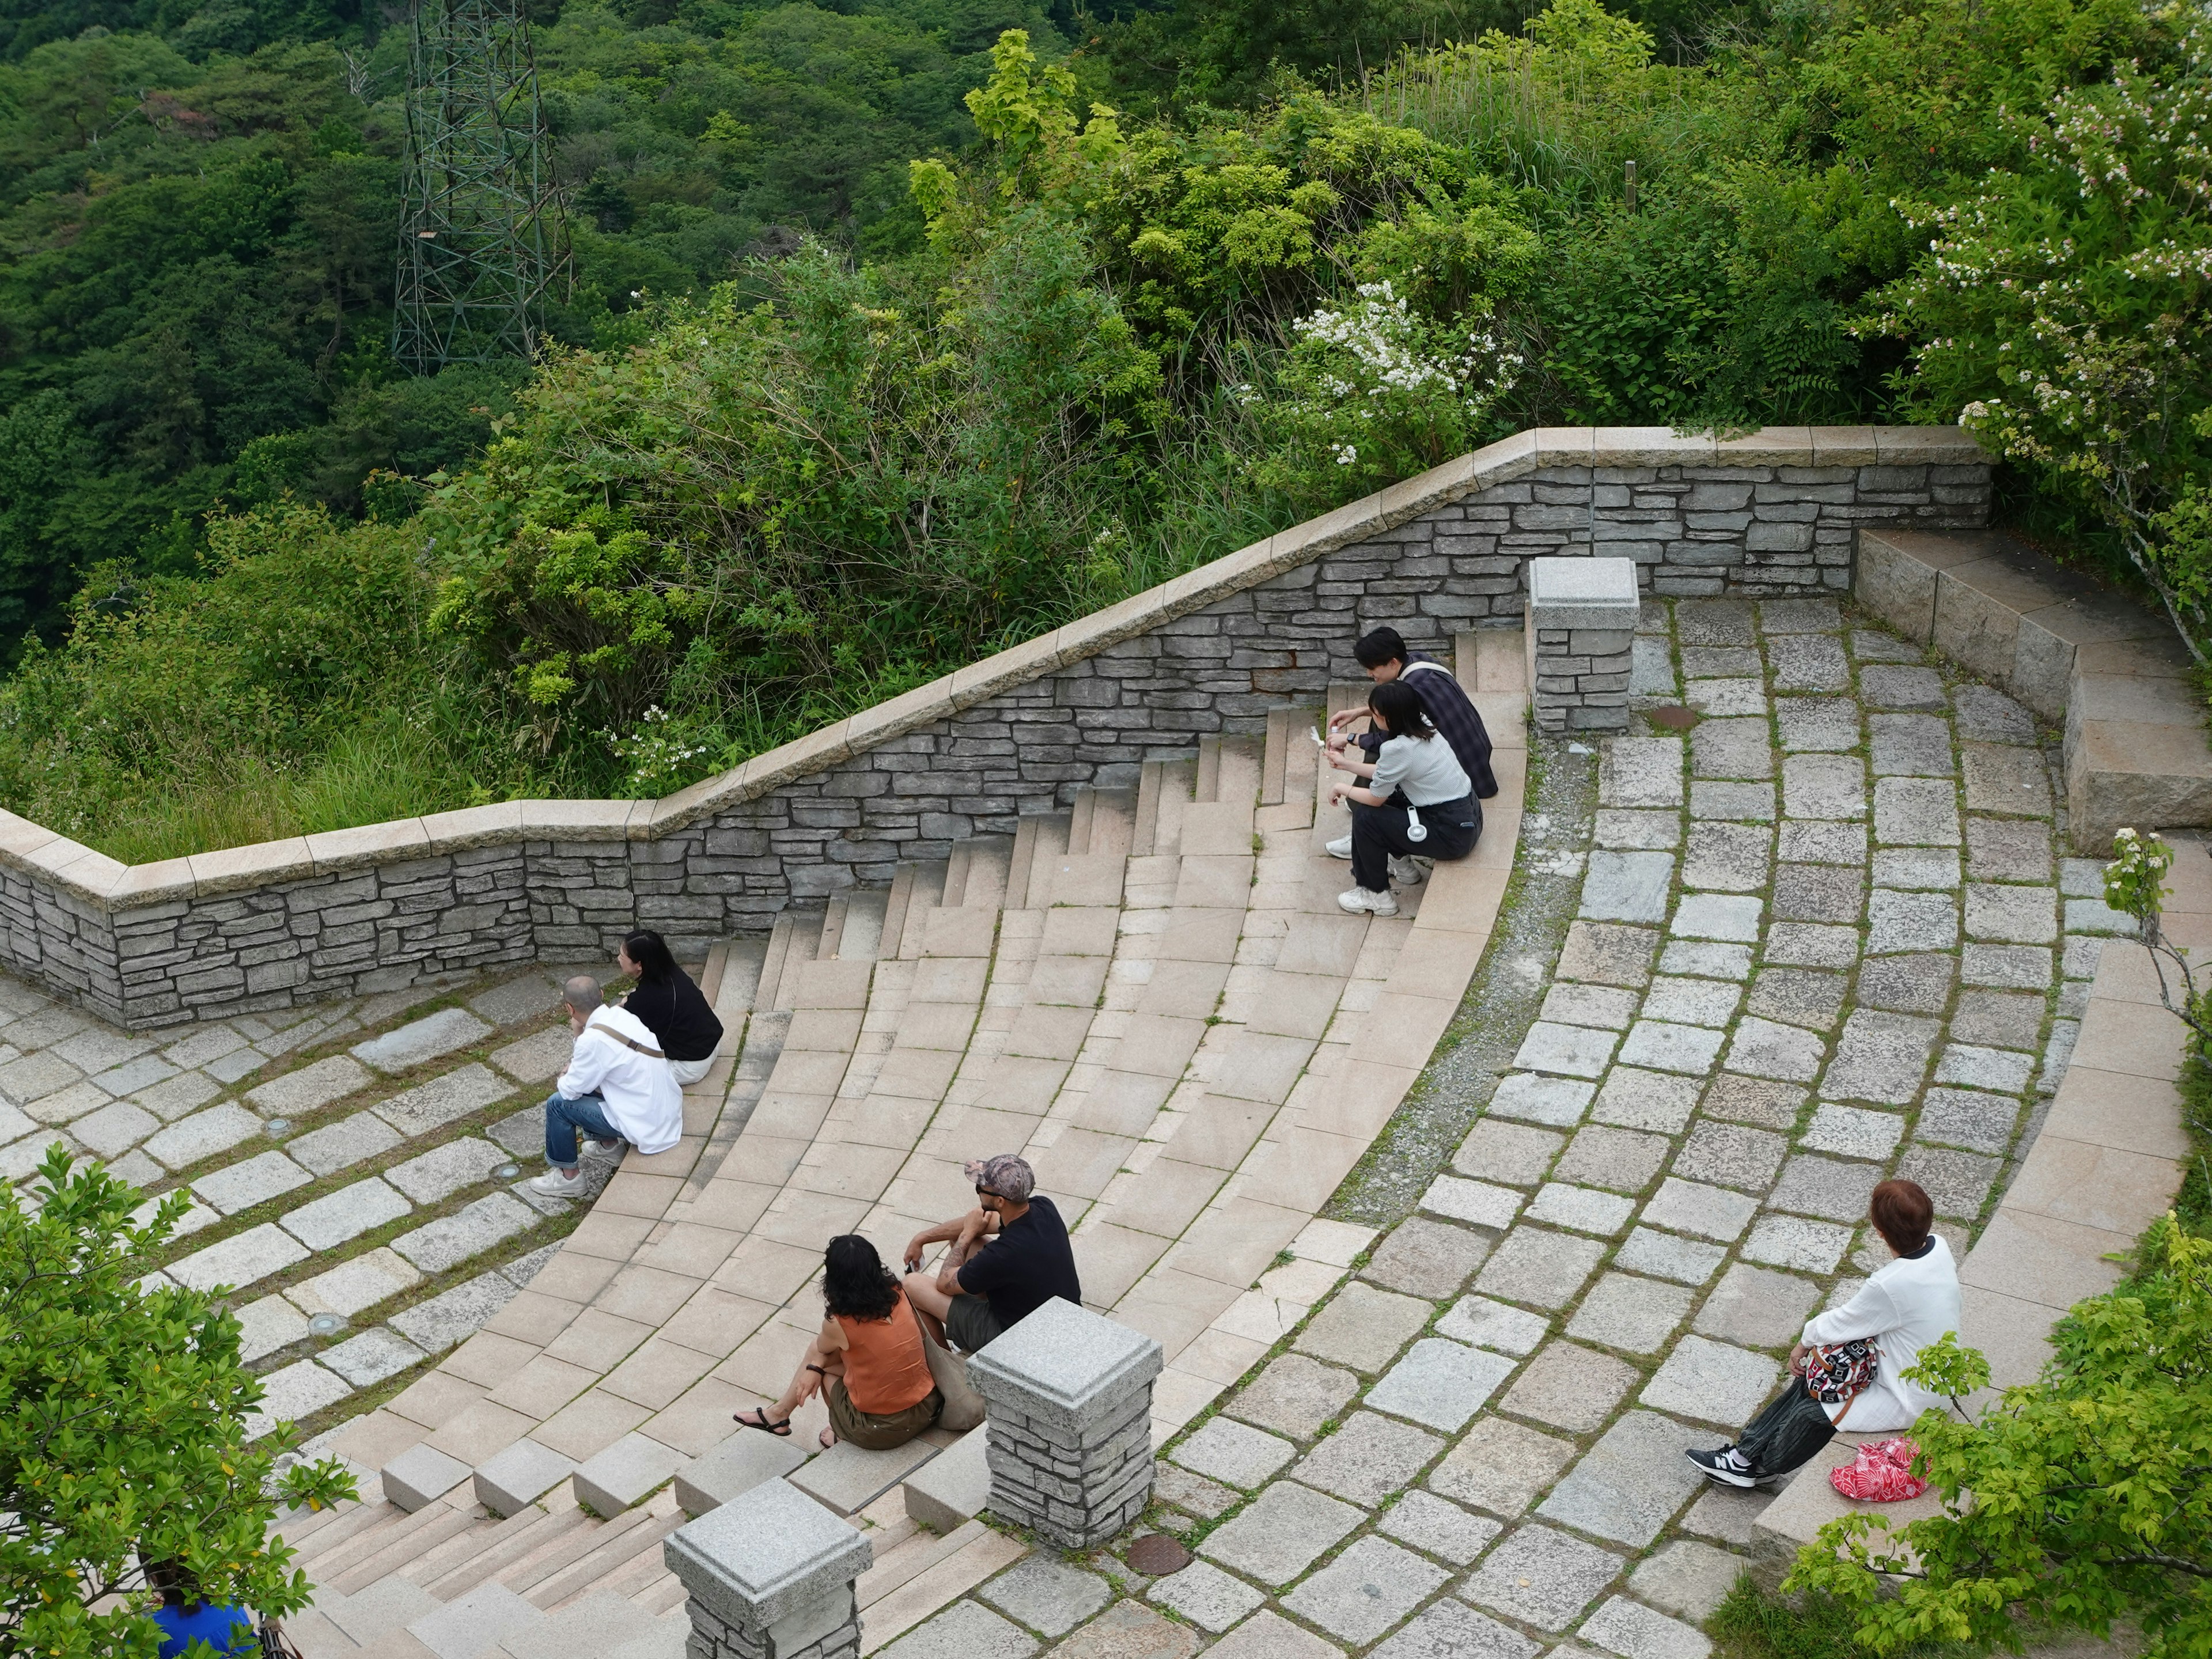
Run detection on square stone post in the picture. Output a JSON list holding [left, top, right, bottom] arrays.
[[663, 1477, 872, 1659], [1525, 556, 1640, 734], [967, 1297, 1164, 1550]]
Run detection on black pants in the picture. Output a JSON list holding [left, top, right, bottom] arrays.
[[1739, 1375, 1837, 1476], [1351, 791, 1480, 892]]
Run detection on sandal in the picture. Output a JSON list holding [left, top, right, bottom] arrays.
[[733, 1407, 791, 1437]]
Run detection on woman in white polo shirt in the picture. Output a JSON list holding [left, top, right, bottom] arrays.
[[1325, 679, 1479, 918]]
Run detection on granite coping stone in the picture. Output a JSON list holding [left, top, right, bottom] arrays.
[[575, 1431, 691, 1514], [968, 1298, 1164, 1435], [679, 1430, 813, 1517], [381, 1442, 473, 1513], [475, 1437, 579, 1517], [790, 1435, 940, 1516], [662, 1476, 872, 1633]]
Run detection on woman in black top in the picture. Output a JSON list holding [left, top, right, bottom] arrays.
[[617, 929, 724, 1085]]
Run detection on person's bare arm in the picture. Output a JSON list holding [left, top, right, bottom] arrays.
[[1330, 783, 1388, 809], [906, 1208, 1001, 1274]]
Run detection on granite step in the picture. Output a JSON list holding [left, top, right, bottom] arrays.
[[832, 890, 888, 963], [523, 1494, 684, 1609], [1002, 813, 1069, 913], [328, 1502, 488, 1594], [893, 862, 947, 957], [421, 1505, 593, 1600]]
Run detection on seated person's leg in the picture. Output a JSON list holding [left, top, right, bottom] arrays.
[[1738, 1379, 1836, 1477], [903, 1270, 953, 1346], [543, 1092, 620, 1170], [823, 1371, 941, 1451], [1423, 796, 1484, 863], [1349, 800, 1402, 893], [940, 1291, 1003, 1354]]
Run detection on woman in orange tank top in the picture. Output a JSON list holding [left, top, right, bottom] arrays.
[[735, 1234, 942, 1450]]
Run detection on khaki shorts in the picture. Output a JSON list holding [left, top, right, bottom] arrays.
[[824, 1376, 942, 1450]]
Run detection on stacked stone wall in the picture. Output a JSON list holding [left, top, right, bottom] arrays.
[[0, 427, 1991, 1027]]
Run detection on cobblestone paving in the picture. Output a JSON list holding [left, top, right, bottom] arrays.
[[877, 596, 2138, 1658], [0, 961, 619, 1440]]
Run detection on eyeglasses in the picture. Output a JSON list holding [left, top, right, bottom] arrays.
[[975, 1185, 1001, 1200]]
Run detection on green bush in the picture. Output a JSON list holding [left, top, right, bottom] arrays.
[[1, 1147, 357, 1659], [0, 502, 562, 862]]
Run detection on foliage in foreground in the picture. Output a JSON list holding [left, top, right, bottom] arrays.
[[1, 1146, 356, 1659], [1709, 1575, 1983, 1659], [1787, 1223, 2210, 1659]]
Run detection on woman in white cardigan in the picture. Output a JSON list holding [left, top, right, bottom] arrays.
[[1688, 1179, 1962, 1487]]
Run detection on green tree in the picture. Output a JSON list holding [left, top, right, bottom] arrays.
[[1, 1146, 357, 1659], [1866, 0, 2212, 657]]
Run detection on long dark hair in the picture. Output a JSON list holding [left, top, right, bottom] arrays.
[[1369, 680, 1436, 740], [622, 929, 678, 986], [141, 1557, 201, 1615], [823, 1234, 902, 1322]]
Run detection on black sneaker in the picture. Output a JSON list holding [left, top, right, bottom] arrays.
[[1685, 1445, 1761, 1488]]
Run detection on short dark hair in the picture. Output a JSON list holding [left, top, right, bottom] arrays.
[[823, 1234, 902, 1323], [1869, 1179, 1934, 1255], [1369, 679, 1436, 740], [622, 929, 679, 986], [1354, 627, 1410, 670]]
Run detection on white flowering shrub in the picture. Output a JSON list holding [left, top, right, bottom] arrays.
[[1255, 281, 1523, 497], [1867, 0, 2212, 657], [607, 704, 713, 798]]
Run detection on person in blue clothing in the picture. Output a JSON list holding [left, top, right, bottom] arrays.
[[144, 1560, 259, 1657]]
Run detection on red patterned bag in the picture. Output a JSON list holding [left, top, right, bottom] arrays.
[[1828, 1437, 1928, 1502]]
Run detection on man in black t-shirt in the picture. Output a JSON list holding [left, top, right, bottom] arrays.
[[902, 1153, 1082, 1353]]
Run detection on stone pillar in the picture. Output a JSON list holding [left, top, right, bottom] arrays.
[[967, 1297, 1164, 1550], [1525, 556, 1640, 734], [663, 1476, 872, 1659]]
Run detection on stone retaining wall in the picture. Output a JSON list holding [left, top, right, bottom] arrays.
[[3, 426, 1987, 1027]]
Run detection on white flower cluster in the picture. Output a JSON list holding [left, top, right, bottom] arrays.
[[1290, 281, 1524, 416], [609, 704, 711, 793]]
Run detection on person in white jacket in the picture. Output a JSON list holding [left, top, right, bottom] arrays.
[[1688, 1179, 1962, 1487], [527, 975, 684, 1198]]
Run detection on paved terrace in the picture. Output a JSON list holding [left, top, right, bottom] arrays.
[[5, 599, 2190, 1658]]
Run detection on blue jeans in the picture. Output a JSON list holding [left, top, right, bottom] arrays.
[[544, 1092, 620, 1170]]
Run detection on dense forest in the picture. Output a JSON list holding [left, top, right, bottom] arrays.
[[0, 0, 2203, 861]]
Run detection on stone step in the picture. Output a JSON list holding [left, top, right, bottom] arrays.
[[1141, 756, 1196, 857], [403, 1500, 559, 1592], [1001, 813, 1068, 913], [893, 862, 946, 957], [524, 1497, 684, 1610], [953, 836, 1012, 911], [495, 1500, 658, 1600], [756, 910, 823, 1013], [329, 1502, 488, 1595], [833, 890, 888, 962], [1214, 732, 1262, 807], [816, 895, 852, 962], [1262, 705, 1323, 806], [1080, 788, 1135, 858], [423, 1504, 593, 1601], [878, 863, 918, 967], [1749, 1437, 1948, 1580]]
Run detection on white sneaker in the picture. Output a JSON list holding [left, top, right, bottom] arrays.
[[581, 1137, 624, 1162], [527, 1168, 582, 1197], [1388, 855, 1426, 887], [1325, 835, 1353, 859], [1339, 887, 1399, 916]]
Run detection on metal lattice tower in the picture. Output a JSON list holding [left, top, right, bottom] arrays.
[[392, 0, 557, 374]]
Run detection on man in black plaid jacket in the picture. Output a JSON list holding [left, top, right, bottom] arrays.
[[1324, 626, 1498, 882]]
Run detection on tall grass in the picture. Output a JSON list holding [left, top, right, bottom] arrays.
[[1362, 35, 1738, 206]]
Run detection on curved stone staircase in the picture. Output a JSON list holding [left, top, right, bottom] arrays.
[[269, 635, 1531, 1658]]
